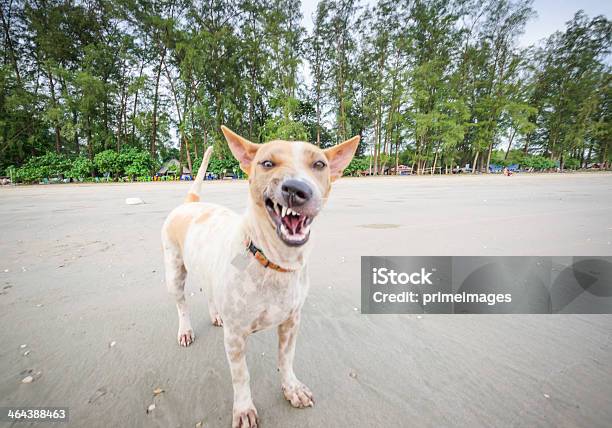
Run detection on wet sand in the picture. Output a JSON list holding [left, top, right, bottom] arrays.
[[1, 173, 611, 427]]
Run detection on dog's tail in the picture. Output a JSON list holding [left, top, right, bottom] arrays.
[[185, 146, 213, 203]]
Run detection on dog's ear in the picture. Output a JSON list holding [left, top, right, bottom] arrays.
[[323, 135, 361, 181], [221, 126, 260, 174]]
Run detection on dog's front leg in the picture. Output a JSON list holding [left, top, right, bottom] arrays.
[[224, 328, 258, 428], [278, 312, 314, 408]]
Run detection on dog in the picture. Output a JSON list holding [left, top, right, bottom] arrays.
[[161, 126, 360, 428]]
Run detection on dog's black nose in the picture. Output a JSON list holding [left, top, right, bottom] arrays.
[[281, 179, 313, 207]]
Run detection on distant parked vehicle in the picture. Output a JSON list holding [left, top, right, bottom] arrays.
[[389, 164, 413, 175], [587, 163, 604, 169], [453, 164, 472, 174]]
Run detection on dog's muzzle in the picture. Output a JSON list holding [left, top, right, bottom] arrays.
[[264, 179, 318, 247]]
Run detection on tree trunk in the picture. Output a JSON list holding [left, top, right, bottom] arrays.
[[395, 140, 399, 175], [184, 137, 193, 174], [46, 66, 61, 153], [316, 78, 321, 146], [190, 109, 198, 159], [504, 129, 517, 160], [86, 116, 94, 177], [373, 116, 379, 175], [0, 6, 21, 84], [117, 81, 128, 152], [73, 110, 79, 155], [485, 143, 493, 173], [432, 149, 439, 175], [131, 50, 146, 146], [584, 142, 594, 168], [151, 49, 166, 158]]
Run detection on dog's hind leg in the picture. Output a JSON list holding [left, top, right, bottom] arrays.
[[163, 243, 194, 347]]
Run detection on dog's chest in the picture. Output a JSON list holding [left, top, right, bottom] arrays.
[[222, 261, 308, 331]]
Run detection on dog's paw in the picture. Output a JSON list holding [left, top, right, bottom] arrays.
[[282, 381, 314, 408], [211, 314, 223, 327], [177, 329, 194, 347], [232, 405, 258, 428]]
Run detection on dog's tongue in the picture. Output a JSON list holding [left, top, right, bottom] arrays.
[[283, 215, 303, 234]]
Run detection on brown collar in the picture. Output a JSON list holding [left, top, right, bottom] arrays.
[[246, 240, 293, 273]]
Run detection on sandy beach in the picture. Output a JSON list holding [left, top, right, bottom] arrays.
[[1, 173, 611, 427]]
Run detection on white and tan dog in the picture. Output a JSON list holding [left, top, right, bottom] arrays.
[[161, 126, 359, 428]]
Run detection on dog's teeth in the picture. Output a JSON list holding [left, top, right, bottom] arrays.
[[281, 206, 287, 217], [287, 208, 294, 215]]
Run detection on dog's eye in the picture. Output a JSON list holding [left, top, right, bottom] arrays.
[[313, 160, 326, 170], [260, 160, 275, 169]]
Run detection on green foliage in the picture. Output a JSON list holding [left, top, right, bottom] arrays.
[[261, 116, 309, 142], [118, 148, 156, 179], [15, 152, 71, 183], [66, 156, 93, 180], [1, 0, 610, 179], [93, 148, 154, 180], [505, 149, 527, 166], [94, 150, 121, 177], [167, 164, 179, 175], [344, 157, 370, 176], [521, 155, 556, 170], [490, 151, 512, 167], [191, 154, 240, 178], [208, 156, 241, 177], [564, 158, 581, 170]]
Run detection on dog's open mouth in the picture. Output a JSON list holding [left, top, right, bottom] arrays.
[[265, 198, 313, 246]]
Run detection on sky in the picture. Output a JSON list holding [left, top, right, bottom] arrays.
[[301, 0, 612, 48], [520, 0, 612, 47]]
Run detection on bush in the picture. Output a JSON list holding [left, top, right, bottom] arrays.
[[94, 150, 121, 177], [15, 152, 71, 183], [94, 147, 155, 180], [344, 157, 370, 176], [207, 156, 240, 177], [167, 164, 179, 175], [563, 158, 580, 170], [490, 150, 512, 167], [66, 156, 93, 180], [522, 155, 556, 170], [119, 147, 155, 179]]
